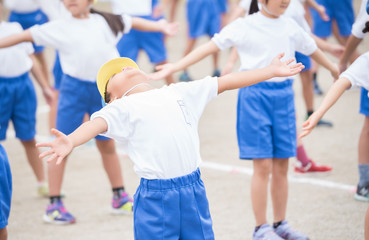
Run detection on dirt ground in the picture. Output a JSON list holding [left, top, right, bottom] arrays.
[[2, 1, 369, 239]]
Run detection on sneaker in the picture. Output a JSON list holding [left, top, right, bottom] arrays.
[[111, 192, 133, 215], [43, 200, 76, 224], [212, 69, 221, 77], [354, 184, 369, 202], [313, 77, 323, 95], [37, 182, 49, 198], [179, 71, 192, 82], [274, 220, 309, 240], [253, 224, 284, 240], [294, 160, 332, 174]]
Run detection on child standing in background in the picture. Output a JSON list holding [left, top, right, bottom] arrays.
[[36, 53, 303, 240], [152, 0, 339, 238], [0, 0, 53, 197], [0, 0, 178, 224]]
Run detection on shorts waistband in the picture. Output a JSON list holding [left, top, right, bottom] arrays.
[[0, 72, 29, 82], [251, 79, 293, 89], [63, 74, 96, 85], [140, 168, 201, 191]]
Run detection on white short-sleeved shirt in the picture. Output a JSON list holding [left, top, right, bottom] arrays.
[[212, 12, 317, 82], [352, 0, 369, 39], [340, 51, 369, 96], [99, 0, 152, 15], [37, 0, 70, 21], [29, 14, 132, 81], [0, 21, 34, 77], [91, 77, 218, 179], [4, 0, 40, 12]]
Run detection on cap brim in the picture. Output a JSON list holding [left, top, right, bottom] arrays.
[[96, 57, 139, 103]]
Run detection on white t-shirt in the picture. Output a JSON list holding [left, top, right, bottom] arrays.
[[212, 12, 317, 82], [91, 77, 218, 179], [29, 14, 132, 81], [352, 0, 369, 39], [340, 51, 369, 96], [4, 0, 40, 12], [37, 0, 70, 21], [100, 0, 152, 15], [0, 21, 34, 77]]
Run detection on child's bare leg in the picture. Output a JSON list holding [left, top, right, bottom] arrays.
[[48, 157, 67, 196], [35, 52, 49, 83], [0, 227, 7, 240], [212, 52, 219, 73], [182, 38, 196, 72], [95, 139, 124, 188], [20, 139, 45, 183], [300, 70, 314, 113], [358, 116, 369, 166], [271, 158, 289, 223], [251, 158, 272, 226]]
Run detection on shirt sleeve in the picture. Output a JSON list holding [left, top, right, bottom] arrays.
[[291, 20, 317, 55], [340, 52, 369, 90], [90, 100, 131, 141], [212, 18, 245, 50], [29, 20, 66, 50], [121, 14, 132, 34], [170, 76, 218, 122], [352, 0, 369, 39]]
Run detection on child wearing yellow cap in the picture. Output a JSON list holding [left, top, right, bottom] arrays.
[[0, 0, 178, 225], [37, 54, 303, 239]]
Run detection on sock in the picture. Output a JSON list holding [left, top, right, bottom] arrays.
[[313, 72, 317, 81], [297, 145, 311, 167], [49, 196, 62, 204], [112, 187, 125, 198], [273, 221, 283, 229], [254, 225, 262, 232], [358, 164, 369, 188], [307, 110, 314, 117]]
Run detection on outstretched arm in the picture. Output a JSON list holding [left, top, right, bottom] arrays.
[[300, 77, 352, 138], [217, 53, 304, 94], [0, 30, 33, 48], [339, 35, 362, 72], [36, 118, 108, 164], [151, 41, 220, 80], [310, 48, 340, 79], [305, 0, 329, 21], [131, 17, 178, 36]]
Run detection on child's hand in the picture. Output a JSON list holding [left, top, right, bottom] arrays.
[[158, 19, 179, 36], [299, 112, 322, 138], [42, 87, 54, 106], [269, 53, 305, 77], [36, 128, 73, 165], [149, 63, 175, 80], [317, 5, 330, 21], [327, 44, 345, 59]]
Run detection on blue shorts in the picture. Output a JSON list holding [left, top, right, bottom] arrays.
[[186, 0, 221, 38], [237, 80, 296, 159], [116, 25, 166, 64], [56, 75, 109, 141], [8, 9, 48, 53], [360, 88, 369, 117], [0, 144, 12, 229], [217, 0, 228, 14], [0, 73, 37, 141], [311, 0, 354, 38], [134, 169, 214, 240], [53, 51, 63, 90], [295, 52, 311, 72]]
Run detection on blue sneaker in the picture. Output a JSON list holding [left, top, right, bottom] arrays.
[[253, 224, 284, 240], [179, 71, 192, 82], [43, 200, 76, 224], [274, 221, 309, 240], [212, 69, 221, 77], [111, 191, 133, 215]]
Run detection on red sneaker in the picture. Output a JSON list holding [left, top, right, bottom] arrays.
[[294, 160, 332, 173]]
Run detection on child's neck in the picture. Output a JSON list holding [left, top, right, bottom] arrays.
[[260, 6, 280, 19]]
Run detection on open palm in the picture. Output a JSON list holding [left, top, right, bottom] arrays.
[[270, 53, 305, 77]]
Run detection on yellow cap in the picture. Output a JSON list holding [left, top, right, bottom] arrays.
[[96, 57, 139, 103]]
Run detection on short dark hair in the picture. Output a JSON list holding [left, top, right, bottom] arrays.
[[363, 21, 369, 34], [104, 80, 111, 103]]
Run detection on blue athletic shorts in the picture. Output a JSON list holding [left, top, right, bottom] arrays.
[[360, 88, 369, 117], [56, 75, 109, 141], [295, 52, 311, 72], [52, 51, 63, 90], [311, 0, 354, 38], [237, 79, 296, 159], [0, 73, 37, 141], [8, 9, 48, 53], [133, 169, 214, 240], [0, 144, 12, 229], [186, 0, 221, 38]]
